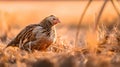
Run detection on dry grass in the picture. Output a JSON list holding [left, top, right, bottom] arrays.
[[1, 20, 120, 67]]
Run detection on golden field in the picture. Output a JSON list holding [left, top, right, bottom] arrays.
[[0, 1, 120, 67]]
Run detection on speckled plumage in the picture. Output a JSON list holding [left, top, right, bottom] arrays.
[[6, 15, 60, 51]]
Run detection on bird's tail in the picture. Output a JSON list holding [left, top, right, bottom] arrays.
[[3, 45, 7, 51], [2, 43, 10, 51], [3, 41, 16, 51]]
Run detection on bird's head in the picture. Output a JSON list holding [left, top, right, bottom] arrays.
[[41, 15, 60, 27], [46, 15, 60, 25]]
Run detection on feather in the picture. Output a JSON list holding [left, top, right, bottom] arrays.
[[6, 15, 59, 51]]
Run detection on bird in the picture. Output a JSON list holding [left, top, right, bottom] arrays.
[[6, 15, 60, 51]]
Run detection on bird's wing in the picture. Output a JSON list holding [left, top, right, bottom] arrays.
[[7, 24, 41, 47]]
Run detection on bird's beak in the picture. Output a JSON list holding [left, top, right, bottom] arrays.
[[57, 19, 61, 23], [53, 19, 61, 25]]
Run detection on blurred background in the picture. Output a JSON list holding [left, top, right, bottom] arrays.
[[0, 0, 120, 42], [0, 1, 120, 27]]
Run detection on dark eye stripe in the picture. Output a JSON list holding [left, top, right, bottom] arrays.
[[53, 18, 56, 20]]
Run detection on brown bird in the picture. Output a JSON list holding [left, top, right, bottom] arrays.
[[6, 15, 60, 51]]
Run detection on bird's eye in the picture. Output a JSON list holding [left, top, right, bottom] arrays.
[[53, 18, 56, 20]]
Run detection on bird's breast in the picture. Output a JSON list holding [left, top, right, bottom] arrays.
[[32, 26, 56, 43]]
